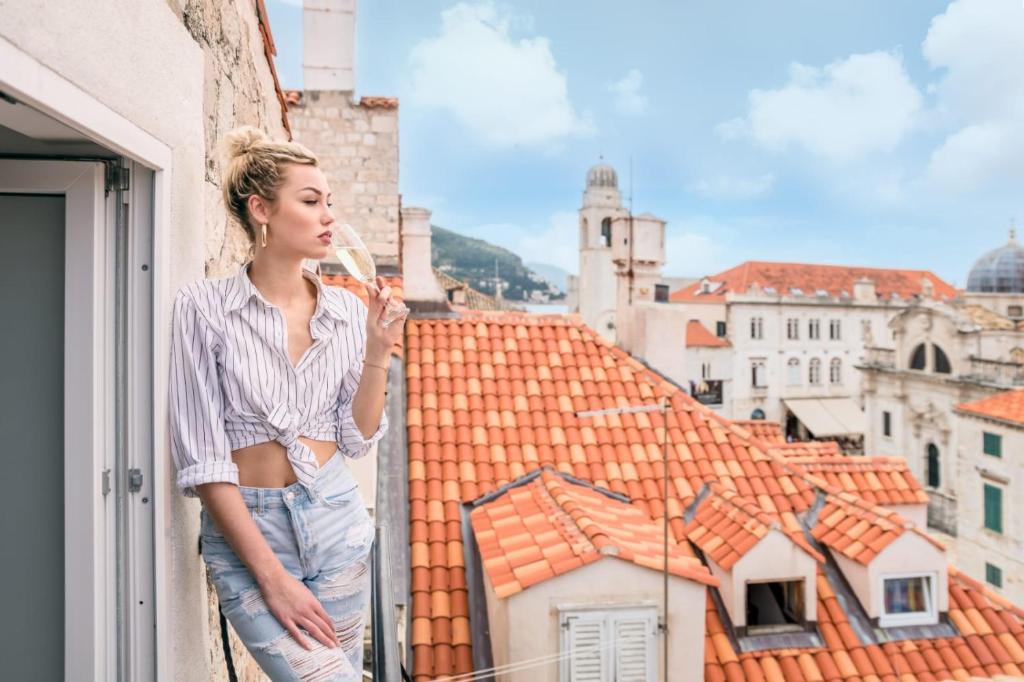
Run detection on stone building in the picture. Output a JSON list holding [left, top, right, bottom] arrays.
[[858, 233, 1024, 597]]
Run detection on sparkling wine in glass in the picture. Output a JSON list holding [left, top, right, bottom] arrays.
[[329, 223, 409, 328]]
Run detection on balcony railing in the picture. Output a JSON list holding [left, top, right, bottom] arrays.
[[862, 347, 895, 369], [926, 489, 957, 537], [370, 522, 407, 681], [963, 356, 1024, 388]]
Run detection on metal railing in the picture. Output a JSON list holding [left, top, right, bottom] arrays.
[[370, 522, 406, 681]]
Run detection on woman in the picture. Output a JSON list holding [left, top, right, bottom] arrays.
[[168, 125, 405, 680]]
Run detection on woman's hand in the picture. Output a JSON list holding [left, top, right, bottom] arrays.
[[259, 571, 338, 650], [364, 275, 407, 361]]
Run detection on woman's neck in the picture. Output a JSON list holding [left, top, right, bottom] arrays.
[[247, 256, 314, 308]]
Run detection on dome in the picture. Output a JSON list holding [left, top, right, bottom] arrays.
[[967, 230, 1024, 293], [586, 162, 618, 189]]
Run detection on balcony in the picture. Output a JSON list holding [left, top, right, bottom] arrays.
[[926, 489, 957, 537], [862, 347, 895, 369], [962, 356, 1024, 388]]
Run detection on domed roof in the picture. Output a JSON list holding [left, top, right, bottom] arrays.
[[586, 162, 618, 189], [967, 229, 1024, 293]]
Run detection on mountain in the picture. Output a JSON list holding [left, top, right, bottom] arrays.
[[431, 225, 566, 302], [525, 262, 571, 292]]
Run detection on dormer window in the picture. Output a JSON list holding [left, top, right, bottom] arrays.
[[790, 287, 803, 296], [880, 573, 937, 627]]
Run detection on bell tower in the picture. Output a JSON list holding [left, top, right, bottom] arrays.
[[577, 161, 627, 340]]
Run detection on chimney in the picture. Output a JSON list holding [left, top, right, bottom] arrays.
[[853, 277, 876, 303], [303, 0, 356, 91], [400, 207, 445, 302]]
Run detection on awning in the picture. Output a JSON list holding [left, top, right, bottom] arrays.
[[783, 397, 865, 437]]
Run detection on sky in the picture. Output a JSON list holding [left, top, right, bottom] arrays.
[[266, 0, 1024, 287]]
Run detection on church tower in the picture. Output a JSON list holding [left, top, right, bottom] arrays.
[[576, 162, 628, 340]]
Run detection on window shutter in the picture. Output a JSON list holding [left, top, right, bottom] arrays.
[[612, 610, 657, 682], [984, 484, 1003, 533], [564, 612, 610, 682], [983, 432, 1002, 457]]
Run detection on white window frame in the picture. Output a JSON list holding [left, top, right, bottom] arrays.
[[809, 358, 821, 385], [559, 605, 658, 682], [808, 319, 820, 340], [750, 316, 764, 340], [829, 319, 841, 340], [786, 318, 799, 340], [786, 357, 801, 386], [829, 358, 842, 385], [751, 359, 767, 388], [878, 572, 937, 627], [0, 37, 172, 682]]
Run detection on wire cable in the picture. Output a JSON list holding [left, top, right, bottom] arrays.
[[438, 630, 648, 681]]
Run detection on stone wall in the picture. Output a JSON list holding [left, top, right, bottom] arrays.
[[173, 0, 289, 678], [287, 90, 401, 266]]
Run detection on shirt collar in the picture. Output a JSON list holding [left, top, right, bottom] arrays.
[[225, 260, 348, 325]]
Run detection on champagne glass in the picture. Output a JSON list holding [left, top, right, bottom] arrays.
[[329, 223, 409, 328]]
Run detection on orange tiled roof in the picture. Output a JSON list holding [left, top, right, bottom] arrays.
[[785, 455, 928, 506], [281, 91, 400, 111], [769, 440, 843, 457], [404, 311, 1024, 681], [956, 389, 1024, 427], [684, 483, 823, 570], [811, 491, 943, 565], [705, 568, 1024, 681], [687, 319, 731, 347], [254, 0, 291, 137], [671, 261, 956, 303], [470, 466, 718, 599], [731, 419, 785, 444]]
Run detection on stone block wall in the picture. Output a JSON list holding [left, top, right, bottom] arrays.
[[287, 90, 401, 267]]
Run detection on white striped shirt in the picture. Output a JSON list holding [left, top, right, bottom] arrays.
[[168, 260, 388, 498]]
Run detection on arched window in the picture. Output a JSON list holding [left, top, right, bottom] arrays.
[[600, 217, 612, 247], [909, 343, 927, 370], [926, 444, 940, 488], [809, 358, 821, 385], [751, 408, 766, 420], [933, 344, 951, 374], [786, 358, 801, 386], [829, 358, 842, 384]]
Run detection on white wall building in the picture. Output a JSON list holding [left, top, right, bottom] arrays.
[[859, 234, 1024, 598]]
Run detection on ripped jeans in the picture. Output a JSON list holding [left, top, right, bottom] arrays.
[[199, 451, 375, 681]]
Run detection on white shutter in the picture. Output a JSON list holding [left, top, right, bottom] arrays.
[[560, 607, 657, 682], [612, 609, 656, 682], [562, 611, 610, 682]]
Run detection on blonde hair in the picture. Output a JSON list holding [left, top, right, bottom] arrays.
[[218, 125, 319, 244]]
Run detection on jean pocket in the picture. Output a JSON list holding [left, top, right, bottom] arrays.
[[317, 477, 361, 509]]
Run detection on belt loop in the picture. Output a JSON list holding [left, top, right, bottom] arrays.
[[257, 488, 265, 515]]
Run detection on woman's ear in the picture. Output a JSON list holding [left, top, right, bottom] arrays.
[[247, 193, 271, 226]]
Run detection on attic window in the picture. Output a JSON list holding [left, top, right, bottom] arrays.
[[815, 288, 828, 297], [880, 574, 936, 627], [745, 580, 805, 634], [790, 287, 803, 296]]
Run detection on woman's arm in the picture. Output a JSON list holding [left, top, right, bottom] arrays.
[[197, 483, 338, 650]]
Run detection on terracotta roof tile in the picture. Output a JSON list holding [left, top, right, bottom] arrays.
[[687, 319, 732, 347], [684, 483, 823, 569], [671, 261, 956, 303], [784, 455, 929, 506], [957, 389, 1024, 427], [769, 441, 842, 457], [810, 491, 942, 564], [321, 272, 404, 356], [731, 419, 786, 444], [404, 312, 1024, 681]]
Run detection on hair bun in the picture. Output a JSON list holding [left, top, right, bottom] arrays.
[[220, 125, 268, 161]]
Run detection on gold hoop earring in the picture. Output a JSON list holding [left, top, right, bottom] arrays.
[[261, 223, 268, 248]]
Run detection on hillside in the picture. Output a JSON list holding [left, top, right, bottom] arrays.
[[431, 225, 565, 303]]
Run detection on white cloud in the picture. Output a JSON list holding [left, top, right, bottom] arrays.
[[690, 173, 775, 200], [921, 0, 1024, 192], [406, 2, 595, 148], [664, 230, 717, 277], [717, 51, 922, 164], [606, 69, 648, 115]]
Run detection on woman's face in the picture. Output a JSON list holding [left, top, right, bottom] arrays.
[[258, 163, 336, 260]]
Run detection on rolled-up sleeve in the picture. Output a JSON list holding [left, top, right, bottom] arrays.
[[335, 297, 389, 459], [168, 289, 238, 497]]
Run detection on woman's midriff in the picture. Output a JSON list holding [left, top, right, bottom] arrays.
[[231, 437, 339, 488]]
